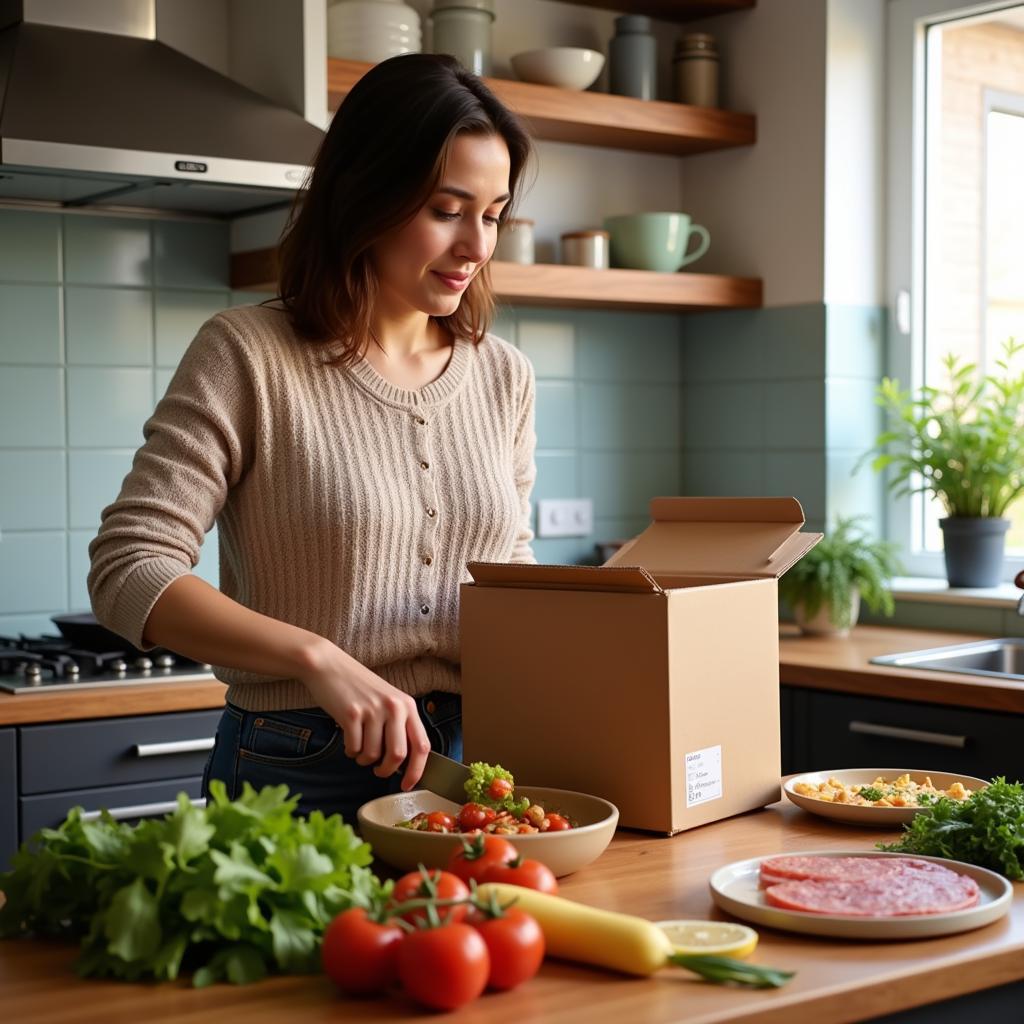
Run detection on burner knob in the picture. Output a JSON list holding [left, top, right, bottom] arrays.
[[134, 657, 153, 672], [155, 654, 175, 669], [112, 659, 128, 674], [26, 664, 42, 685], [200, 663, 213, 671], [65, 664, 80, 678]]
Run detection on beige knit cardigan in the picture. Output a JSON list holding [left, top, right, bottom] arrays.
[[88, 304, 537, 710]]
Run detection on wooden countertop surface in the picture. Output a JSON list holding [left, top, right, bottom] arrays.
[[778, 624, 1024, 714], [0, 678, 227, 726], [3, 798, 1022, 1024], [0, 624, 1021, 727]]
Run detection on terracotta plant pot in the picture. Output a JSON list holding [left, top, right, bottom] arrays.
[[793, 590, 860, 638]]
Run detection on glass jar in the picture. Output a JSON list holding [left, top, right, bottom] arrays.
[[430, 0, 495, 76]]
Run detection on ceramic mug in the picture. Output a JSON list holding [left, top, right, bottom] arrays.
[[604, 212, 711, 272]]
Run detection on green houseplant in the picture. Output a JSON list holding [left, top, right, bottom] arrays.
[[778, 516, 904, 636], [860, 337, 1024, 587]]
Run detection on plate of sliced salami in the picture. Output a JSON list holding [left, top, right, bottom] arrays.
[[709, 851, 1012, 939]]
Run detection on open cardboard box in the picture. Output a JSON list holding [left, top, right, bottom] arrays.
[[461, 497, 822, 834]]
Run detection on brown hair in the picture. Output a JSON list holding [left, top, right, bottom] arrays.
[[275, 54, 533, 365]]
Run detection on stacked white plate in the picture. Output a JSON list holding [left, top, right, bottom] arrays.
[[328, 0, 422, 63]]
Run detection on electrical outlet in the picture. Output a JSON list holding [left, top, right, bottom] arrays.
[[537, 498, 593, 538]]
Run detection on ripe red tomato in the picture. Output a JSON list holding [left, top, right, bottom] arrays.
[[482, 855, 559, 895], [425, 810, 456, 832], [471, 908, 545, 991], [487, 777, 513, 801], [457, 802, 497, 831], [391, 869, 469, 926], [544, 812, 572, 832], [321, 908, 403, 995], [447, 833, 517, 884], [397, 923, 490, 1011]]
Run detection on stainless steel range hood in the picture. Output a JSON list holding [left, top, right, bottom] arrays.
[[0, 0, 325, 217]]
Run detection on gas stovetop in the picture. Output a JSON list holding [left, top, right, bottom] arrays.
[[0, 635, 215, 694]]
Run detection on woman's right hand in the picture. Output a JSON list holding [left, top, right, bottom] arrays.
[[300, 640, 432, 792]]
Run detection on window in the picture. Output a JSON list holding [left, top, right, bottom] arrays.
[[888, 0, 1024, 579]]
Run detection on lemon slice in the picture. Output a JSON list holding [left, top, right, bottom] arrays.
[[655, 920, 759, 959]]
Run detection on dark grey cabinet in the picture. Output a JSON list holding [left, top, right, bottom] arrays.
[[782, 685, 1024, 781], [0, 730, 15, 868], [1, 709, 221, 870]]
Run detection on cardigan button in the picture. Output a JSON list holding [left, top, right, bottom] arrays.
[[426, 507, 436, 518], [420, 604, 430, 615], [420, 460, 430, 470], [423, 555, 433, 566]]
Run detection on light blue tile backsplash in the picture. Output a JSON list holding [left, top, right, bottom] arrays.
[[0, 283, 62, 363], [65, 287, 153, 366], [500, 306, 682, 565], [0, 212, 227, 635], [0, 211, 62, 283], [0, 209, 951, 637]]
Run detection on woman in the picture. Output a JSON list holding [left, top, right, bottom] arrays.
[[87, 54, 537, 823]]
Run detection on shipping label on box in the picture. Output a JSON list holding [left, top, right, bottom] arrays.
[[685, 744, 723, 808]]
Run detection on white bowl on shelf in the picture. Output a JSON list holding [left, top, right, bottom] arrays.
[[510, 47, 604, 91]]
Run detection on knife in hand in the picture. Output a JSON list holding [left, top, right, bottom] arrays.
[[418, 749, 471, 804]]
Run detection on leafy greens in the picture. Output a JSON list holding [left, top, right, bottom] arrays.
[[877, 777, 1024, 879], [0, 781, 385, 985]]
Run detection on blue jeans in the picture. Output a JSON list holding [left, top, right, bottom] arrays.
[[200, 691, 462, 825]]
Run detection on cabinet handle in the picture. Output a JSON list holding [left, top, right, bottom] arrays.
[[80, 798, 207, 822], [133, 737, 215, 757], [848, 720, 967, 749]]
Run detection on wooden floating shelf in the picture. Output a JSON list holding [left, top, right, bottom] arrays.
[[327, 59, 755, 157], [230, 251, 762, 313], [490, 261, 761, 311], [560, 0, 755, 21]]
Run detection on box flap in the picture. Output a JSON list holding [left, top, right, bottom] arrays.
[[603, 497, 822, 578], [466, 561, 663, 594]]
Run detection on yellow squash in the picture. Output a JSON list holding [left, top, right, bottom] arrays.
[[475, 882, 675, 976]]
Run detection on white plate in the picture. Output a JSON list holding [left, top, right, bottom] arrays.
[[784, 768, 989, 826], [709, 850, 1013, 940]]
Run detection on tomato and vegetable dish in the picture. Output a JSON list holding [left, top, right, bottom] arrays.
[[396, 762, 575, 834]]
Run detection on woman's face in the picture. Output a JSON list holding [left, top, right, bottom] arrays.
[[371, 132, 511, 322]]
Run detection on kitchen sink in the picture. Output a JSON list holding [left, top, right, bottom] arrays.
[[870, 638, 1024, 681]]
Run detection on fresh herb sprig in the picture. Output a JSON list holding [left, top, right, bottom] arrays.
[[858, 786, 885, 802], [0, 781, 385, 985], [671, 954, 794, 989], [878, 777, 1024, 879]]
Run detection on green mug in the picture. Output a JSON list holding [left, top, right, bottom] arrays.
[[604, 212, 711, 272]]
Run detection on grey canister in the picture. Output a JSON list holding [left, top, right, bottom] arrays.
[[608, 15, 657, 100], [431, 0, 495, 76]]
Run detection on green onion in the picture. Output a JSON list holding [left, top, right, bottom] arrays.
[[670, 954, 795, 989]]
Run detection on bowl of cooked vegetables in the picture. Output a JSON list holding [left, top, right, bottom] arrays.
[[357, 762, 618, 877]]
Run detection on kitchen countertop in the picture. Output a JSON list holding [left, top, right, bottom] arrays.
[[0, 677, 226, 726], [1, 625, 1020, 727], [778, 624, 1024, 714], [3, 797, 1022, 1024]]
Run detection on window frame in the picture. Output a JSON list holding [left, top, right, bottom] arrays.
[[885, 0, 1024, 581]]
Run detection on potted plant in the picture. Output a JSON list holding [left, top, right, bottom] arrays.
[[778, 516, 904, 637], [860, 337, 1024, 587]]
